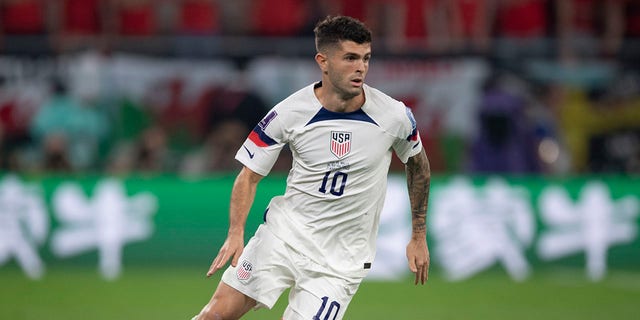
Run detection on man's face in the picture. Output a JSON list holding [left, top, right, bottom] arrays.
[[319, 40, 371, 100]]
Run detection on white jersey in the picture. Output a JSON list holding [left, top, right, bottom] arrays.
[[235, 82, 422, 278]]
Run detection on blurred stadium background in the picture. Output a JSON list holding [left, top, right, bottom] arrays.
[[1, 0, 639, 319]]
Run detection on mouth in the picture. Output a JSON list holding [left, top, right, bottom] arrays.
[[350, 78, 363, 87]]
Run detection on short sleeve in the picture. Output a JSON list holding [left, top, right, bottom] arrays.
[[235, 110, 286, 176], [392, 107, 423, 163]]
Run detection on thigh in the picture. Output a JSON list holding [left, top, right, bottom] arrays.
[[284, 274, 361, 320], [221, 224, 295, 309], [200, 282, 257, 319]]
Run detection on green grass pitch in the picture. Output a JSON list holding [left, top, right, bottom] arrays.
[[1, 265, 638, 319]]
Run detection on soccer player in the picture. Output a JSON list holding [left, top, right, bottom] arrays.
[[193, 15, 431, 320]]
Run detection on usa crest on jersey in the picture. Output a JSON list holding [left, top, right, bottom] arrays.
[[330, 131, 352, 159]]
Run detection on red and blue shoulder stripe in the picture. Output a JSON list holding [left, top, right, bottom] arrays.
[[405, 107, 419, 141], [249, 125, 278, 147]]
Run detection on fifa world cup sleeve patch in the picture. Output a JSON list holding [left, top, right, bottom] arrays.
[[248, 110, 279, 147]]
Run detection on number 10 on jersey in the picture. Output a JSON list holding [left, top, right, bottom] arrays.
[[318, 171, 348, 196]]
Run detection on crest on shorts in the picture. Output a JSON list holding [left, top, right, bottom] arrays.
[[236, 260, 253, 281], [330, 131, 352, 159]]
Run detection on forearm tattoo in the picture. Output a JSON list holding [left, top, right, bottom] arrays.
[[406, 149, 431, 235]]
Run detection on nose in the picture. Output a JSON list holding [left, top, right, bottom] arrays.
[[356, 58, 367, 73]]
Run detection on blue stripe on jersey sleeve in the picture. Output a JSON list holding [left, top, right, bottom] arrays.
[[251, 125, 278, 146], [305, 108, 379, 126], [405, 107, 419, 141]]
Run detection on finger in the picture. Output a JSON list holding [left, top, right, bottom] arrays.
[[214, 252, 228, 270], [424, 258, 430, 283], [424, 255, 430, 283], [230, 248, 243, 267], [208, 261, 224, 277], [206, 259, 219, 277], [408, 256, 417, 273], [207, 252, 227, 277], [414, 261, 426, 285], [423, 264, 428, 284]]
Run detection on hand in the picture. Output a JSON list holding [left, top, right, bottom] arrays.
[[406, 237, 430, 285], [206, 234, 244, 277]]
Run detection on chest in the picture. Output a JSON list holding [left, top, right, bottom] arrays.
[[289, 120, 393, 170]]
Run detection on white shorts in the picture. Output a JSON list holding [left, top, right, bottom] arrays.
[[221, 224, 362, 320]]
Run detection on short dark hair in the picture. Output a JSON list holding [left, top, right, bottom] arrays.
[[314, 16, 372, 52]]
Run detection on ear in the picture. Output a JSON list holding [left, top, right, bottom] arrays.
[[315, 52, 328, 74]]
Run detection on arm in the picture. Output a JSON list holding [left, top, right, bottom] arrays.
[[206, 166, 263, 277], [405, 148, 431, 285]]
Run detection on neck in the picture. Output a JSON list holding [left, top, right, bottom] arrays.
[[314, 83, 365, 113]]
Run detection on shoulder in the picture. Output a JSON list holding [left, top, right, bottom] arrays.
[[262, 83, 321, 130], [273, 83, 319, 114], [363, 85, 412, 126]]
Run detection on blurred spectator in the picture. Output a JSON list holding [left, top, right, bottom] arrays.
[[106, 124, 177, 175], [49, 0, 109, 53], [494, 0, 548, 38], [174, 0, 219, 35], [180, 59, 272, 174], [0, 0, 47, 35], [1, 1, 639, 176], [558, 73, 640, 173], [324, 0, 384, 36], [39, 132, 72, 172], [491, 0, 550, 64], [180, 119, 247, 174], [527, 82, 572, 174], [0, 75, 33, 171], [132, 125, 174, 173], [446, 0, 493, 54], [106, 0, 169, 53], [170, 0, 221, 57], [250, 0, 309, 36], [375, 0, 453, 54], [104, 98, 152, 175], [202, 69, 269, 137], [325, 0, 368, 22], [0, 0, 53, 54], [142, 76, 195, 149], [324, 0, 453, 53], [556, 0, 625, 63], [30, 78, 110, 172], [107, 0, 158, 36], [624, 0, 640, 38], [0, 122, 5, 169], [298, 0, 335, 36], [111, 97, 152, 144], [217, 0, 252, 35], [469, 72, 541, 173], [619, 0, 640, 67]]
